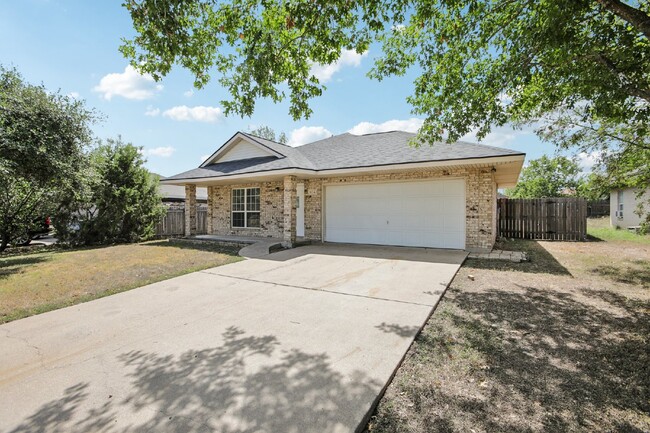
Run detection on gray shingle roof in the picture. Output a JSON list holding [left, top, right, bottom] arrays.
[[165, 131, 524, 181]]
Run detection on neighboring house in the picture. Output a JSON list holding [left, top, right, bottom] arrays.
[[610, 186, 649, 229], [162, 131, 525, 252], [158, 183, 208, 204]]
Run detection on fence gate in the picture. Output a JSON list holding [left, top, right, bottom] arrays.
[[498, 198, 587, 241], [155, 207, 207, 236]]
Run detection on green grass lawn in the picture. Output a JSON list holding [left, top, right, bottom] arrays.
[[0, 239, 242, 324], [587, 216, 650, 244]]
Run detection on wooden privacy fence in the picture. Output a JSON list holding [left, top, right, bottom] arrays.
[[587, 199, 610, 217], [155, 208, 207, 236], [498, 198, 587, 241]]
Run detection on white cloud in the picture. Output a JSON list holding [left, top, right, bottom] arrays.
[[288, 126, 332, 147], [142, 146, 175, 157], [461, 124, 536, 148], [348, 118, 424, 135], [200, 154, 211, 163], [93, 65, 163, 100], [576, 150, 603, 172], [162, 105, 223, 123], [144, 106, 160, 117], [68, 91, 80, 99], [310, 49, 368, 83], [183, 89, 194, 98]]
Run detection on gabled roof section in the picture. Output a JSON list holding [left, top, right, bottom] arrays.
[[166, 130, 525, 183], [200, 132, 286, 167]]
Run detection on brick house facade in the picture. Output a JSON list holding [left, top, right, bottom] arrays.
[[173, 131, 524, 252]]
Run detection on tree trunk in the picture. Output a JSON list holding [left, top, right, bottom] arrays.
[[596, 0, 650, 39], [0, 232, 9, 252]]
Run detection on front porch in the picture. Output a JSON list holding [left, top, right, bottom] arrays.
[[183, 175, 304, 247]]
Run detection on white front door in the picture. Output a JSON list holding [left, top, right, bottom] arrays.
[[324, 179, 466, 249], [296, 183, 305, 237]]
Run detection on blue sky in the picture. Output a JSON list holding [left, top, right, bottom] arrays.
[[0, 0, 582, 177]]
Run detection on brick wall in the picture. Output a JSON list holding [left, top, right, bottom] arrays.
[[199, 165, 497, 251], [207, 181, 284, 238], [184, 184, 197, 236], [303, 178, 323, 240]]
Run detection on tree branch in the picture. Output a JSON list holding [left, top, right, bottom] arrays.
[[593, 52, 650, 102], [595, 0, 650, 39]]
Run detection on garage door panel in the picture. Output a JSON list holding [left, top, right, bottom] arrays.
[[402, 181, 444, 197], [444, 216, 465, 232], [444, 180, 465, 195], [441, 196, 465, 213], [325, 179, 466, 249]]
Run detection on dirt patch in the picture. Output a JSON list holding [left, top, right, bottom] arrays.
[[367, 238, 650, 433]]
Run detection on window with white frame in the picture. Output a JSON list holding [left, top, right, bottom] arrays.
[[232, 187, 260, 228], [617, 190, 624, 218]]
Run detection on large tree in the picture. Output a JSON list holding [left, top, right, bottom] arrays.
[[121, 0, 649, 140], [55, 137, 165, 245], [248, 125, 287, 144], [0, 66, 96, 251], [505, 155, 583, 198]]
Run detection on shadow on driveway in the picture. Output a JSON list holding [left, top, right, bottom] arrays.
[[8, 327, 381, 433]]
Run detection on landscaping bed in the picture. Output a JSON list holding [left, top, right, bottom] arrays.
[[367, 223, 650, 432], [0, 239, 241, 324]]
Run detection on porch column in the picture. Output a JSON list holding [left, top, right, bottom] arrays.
[[206, 186, 214, 234], [184, 184, 197, 236], [283, 175, 297, 247]]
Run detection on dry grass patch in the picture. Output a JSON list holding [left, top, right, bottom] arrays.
[[0, 240, 241, 323], [367, 237, 650, 433]]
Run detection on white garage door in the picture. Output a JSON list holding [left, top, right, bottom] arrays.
[[324, 179, 465, 249]]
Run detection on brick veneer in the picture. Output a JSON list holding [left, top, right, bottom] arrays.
[[184, 184, 197, 236], [197, 165, 497, 251], [206, 181, 284, 238], [283, 175, 297, 247]]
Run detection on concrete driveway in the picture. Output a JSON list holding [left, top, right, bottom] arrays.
[[0, 244, 466, 433]]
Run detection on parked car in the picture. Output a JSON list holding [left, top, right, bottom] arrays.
[[14, 217, 51, 246]]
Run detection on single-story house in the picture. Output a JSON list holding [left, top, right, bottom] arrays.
[[162, 131, 525, 252], [610, 186, 649, 229]]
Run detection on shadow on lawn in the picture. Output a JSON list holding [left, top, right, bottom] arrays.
[[369, 285, 650, 432], [591, 262, 650, 288], [8, 327, 380, 433], [142, 239, 242, 255], [466, 239, 572, 276], [0, 255, 51, 280]]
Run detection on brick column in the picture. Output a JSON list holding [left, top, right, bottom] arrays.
[[206, 186, 214, 234], [283, 175, 297, 247], [184, 184, 197, 236]]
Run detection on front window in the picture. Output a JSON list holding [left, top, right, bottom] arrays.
[[232, 187, 260, 228], [617, 190, 624, 218]]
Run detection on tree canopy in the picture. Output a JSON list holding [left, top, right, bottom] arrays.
[[55, 137, 165, 245], [121, 0, 649, 143], [0, 66, 96, 251], [248, 125, 287, 144], [505, 155, 583, 198]]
